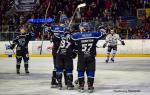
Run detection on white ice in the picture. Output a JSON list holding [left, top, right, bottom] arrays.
[[0, 57, 150, 95]]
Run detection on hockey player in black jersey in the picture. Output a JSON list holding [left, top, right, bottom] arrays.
[[50, 14, 72, 88], [9, 25, 34, 74], [55, 29, 76, 90], [71, 22, 106, 93], [49, 24, 63, 88]]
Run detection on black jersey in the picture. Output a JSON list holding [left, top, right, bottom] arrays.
[[71, 31, 105, 58], [51, 33, 61, 51], [11, 32, 34, 51], [57, 34, 75, 56]]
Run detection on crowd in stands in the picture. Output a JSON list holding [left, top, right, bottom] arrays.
[[0, 0, 150, 40]]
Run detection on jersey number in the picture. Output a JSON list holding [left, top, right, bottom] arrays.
[[82, 43, 93, 52], [60, 39, 71, 48]]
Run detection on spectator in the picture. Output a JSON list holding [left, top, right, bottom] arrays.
[[1, 0, 150, 40]]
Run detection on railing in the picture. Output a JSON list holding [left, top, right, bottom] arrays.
[[0, 32, 20, 41], [0, 17, 149, 41]]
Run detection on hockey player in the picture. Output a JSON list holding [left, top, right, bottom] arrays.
[[9, 24, 34, 74], [50, 24, 65, 88], [103, 29, 125, 63], [50, 14, 72, 88], [71, 22, 106, 93], [56, 29, 76, 90]]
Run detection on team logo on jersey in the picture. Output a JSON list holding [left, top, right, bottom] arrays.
[[18, 38, 26, 46]]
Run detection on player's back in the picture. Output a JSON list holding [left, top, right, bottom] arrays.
[[71, 31, 104, 57], [57, 34, 74, 56]]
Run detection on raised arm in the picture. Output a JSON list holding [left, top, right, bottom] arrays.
[[10, 36, 18, 49]]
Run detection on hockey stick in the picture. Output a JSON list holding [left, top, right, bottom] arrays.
[[8, 31, 15, 54], [68, 3, 86, 29], [55, 3, 86, 55], [40, 1, 51, 55]]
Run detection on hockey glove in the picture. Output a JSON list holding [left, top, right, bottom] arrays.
[[103, 43, 107, 48], [72, 52, 77, 59], [72, 50, 78, 59], [121, 41, 125, 45], [8, 44, 15, 50]]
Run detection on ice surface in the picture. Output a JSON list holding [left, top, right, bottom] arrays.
[[0, 57, 150, 95]]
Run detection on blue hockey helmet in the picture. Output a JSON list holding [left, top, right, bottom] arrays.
[[59, 13, 68, 24], [79, 22, 90, 31]]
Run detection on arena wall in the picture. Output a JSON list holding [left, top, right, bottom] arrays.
[[0, 40, 150, 57]]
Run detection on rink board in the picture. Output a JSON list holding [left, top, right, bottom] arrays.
[[0, 40, 150, 57], [0, 54, 150, 58]]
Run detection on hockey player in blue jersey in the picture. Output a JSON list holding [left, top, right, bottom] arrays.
[[55, 29, 76, 90], [71, 22, 106, 93], [9, 24, 34, 74], [50, 23, 77, 90], [50, 13, 76, 89], [49, 24, 66, 88]]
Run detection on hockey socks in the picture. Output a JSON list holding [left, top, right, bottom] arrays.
[[67, 74, 74, 90], [24, 64, 29, 74], [63, 70, 68, 86], [16, 65, 20, 74], [87, 71, 95, 93], [78, 78, 85, 93], [78, 71, 85, 92], [51, 70, 58, 88], [57, 72, 63, 90], [87, 77, 94, 93], [56, 68, 63, 90], [66, 70, 74, 90]]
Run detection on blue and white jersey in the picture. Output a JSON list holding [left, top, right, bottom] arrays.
[[51, 25, 65, 32], [50, 25, 65, 38], [71, 31, 105, 57]]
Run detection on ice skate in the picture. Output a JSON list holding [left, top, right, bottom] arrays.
[[78, 83, 85, 93], [105, 59, 109, 63], [25, 69, 30, 74], [51, 77, 58, 88], [111, 58, 114, 62], [58, 82, 62, 90], [16, 69, 20, 74], [88, 86, 94, 93]]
